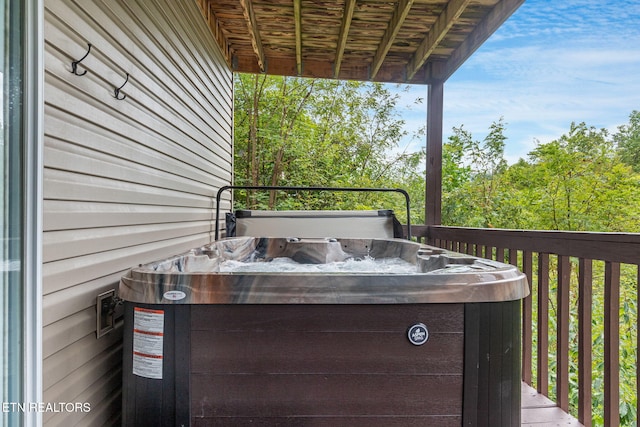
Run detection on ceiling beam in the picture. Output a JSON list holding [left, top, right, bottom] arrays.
[[370, 0, 415, 80], [406, 0, 471, 81], [294, 0, 303, 75], [239, 0, 266, 72], [233, 53, 433, 84], [334, 0, 356, 78], [441, 0, 525, 81]]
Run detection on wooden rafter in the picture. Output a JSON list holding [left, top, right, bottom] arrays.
[[334, 0, 356, 78], [196, 0, 231, 64], [294, 0, 303, 75], [239, 0, 266, 72], [370, 0, 415, 80], [406, 0, 471, 81]]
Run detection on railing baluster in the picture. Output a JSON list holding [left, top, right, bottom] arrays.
[[538, 253, 550, 396], [522, 251, 533, 384], [604, 261, 621, 427], [508, 248, 518, 267], [557, 255, 571, 411], [578, 258, 593, 426], [496, 247, 505, 262]]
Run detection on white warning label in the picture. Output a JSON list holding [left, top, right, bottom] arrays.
[[133, 307, 164, 333], [132, 307, 164, 379]]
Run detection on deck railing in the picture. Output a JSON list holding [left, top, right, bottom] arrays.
[[410, 225, 640, 427]]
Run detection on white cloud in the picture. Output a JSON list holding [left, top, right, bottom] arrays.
[[386, 0, 640, 165], [388, 0, 640, 163]]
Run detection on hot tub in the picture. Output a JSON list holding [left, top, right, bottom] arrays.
[[120, 236, 528, 426]]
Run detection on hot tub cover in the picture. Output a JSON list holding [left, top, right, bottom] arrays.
[[227, 209, 403, 239]]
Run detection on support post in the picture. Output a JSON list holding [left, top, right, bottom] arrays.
[[426, 81, 443, 226]]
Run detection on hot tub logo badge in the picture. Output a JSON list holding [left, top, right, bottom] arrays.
[[408, 323, 429, 346], [163, 290, 186, 301]]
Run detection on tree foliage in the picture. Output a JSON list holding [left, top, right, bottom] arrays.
[[441, 118, 640, 233], [233, 74, 425, 222], [442, 118, 532, 228], [615, 110, 640, 172]]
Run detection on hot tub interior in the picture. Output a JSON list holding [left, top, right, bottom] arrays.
[[119, 237, 527, 305]]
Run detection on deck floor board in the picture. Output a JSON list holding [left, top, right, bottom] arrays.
[[521, 383, 584, 426]]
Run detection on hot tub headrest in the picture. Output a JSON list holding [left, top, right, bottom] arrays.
[[226, 209, 403, 239]]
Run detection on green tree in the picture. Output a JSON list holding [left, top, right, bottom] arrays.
[[441, 118, 518, 228], [615, 110, 640, 172], [524, 122, 639, 231], [233, 74, 425, 219], [234, 74, 317, 207], [442, 117, 640, 233]]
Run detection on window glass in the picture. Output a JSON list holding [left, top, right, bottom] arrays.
[[2, 0, 25, 425]]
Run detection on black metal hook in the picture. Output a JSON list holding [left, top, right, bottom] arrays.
[[114, 73, 129, 100], [70, 43, 92, 76]]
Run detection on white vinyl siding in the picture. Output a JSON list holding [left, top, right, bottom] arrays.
[[43, 0, 232, 425]]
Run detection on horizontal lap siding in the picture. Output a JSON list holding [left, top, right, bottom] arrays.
[[43, 0, 232, 425]]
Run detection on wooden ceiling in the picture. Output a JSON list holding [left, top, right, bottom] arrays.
[[197, 0, 524, 84]]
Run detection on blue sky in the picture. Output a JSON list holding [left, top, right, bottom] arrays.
[[393, 0, 640, 164]]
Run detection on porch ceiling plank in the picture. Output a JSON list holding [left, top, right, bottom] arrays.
[[200, 0, 523, 84], [406, 0, 472, 82], [441, 0, 525, 81], [334, 0, 357, 78], [294, 0, 303, 75], [239, 0, 266, 72], [370, 0, 415, 80]]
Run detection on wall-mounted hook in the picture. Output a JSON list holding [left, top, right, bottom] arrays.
[[114, 73, 129, 100], [71, 43, 92, 76]]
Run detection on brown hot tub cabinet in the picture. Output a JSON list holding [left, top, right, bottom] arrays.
[[119, 237, 528, 426]]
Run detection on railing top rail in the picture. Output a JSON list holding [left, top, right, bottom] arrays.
[[421, 225, 640, 265]]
